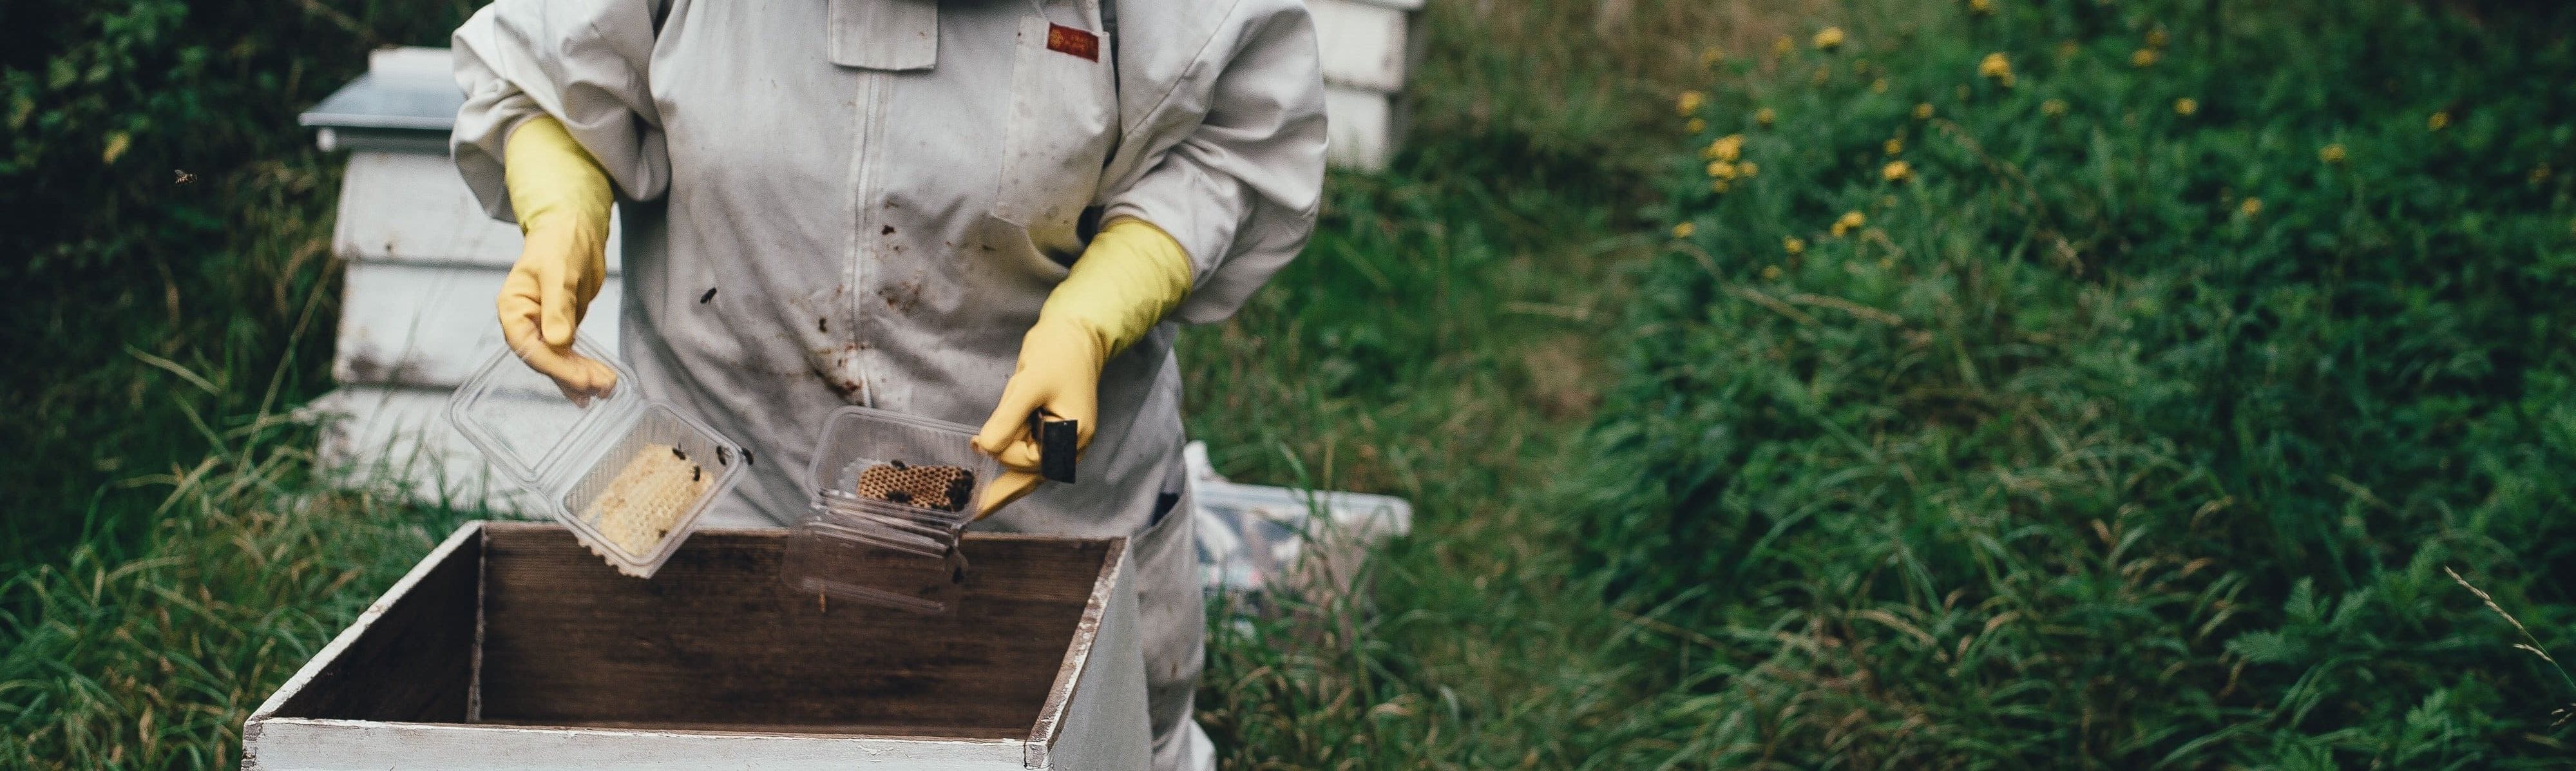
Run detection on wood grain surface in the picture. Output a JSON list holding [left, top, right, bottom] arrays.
[[269, 526, 480, 723], [472, 523, 1111, 735]]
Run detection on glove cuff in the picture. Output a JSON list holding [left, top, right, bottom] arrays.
[[504, 116, 616, 240], [1036, 218, 1194, 359]]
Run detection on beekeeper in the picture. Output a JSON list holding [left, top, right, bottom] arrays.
[[448, 0, 1324, 766]]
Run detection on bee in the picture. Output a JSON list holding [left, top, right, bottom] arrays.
[[173, 169, 196, 185], [699, 287, 718, 303]]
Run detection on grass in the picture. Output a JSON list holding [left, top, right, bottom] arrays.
[[10, 0, 2576, 768]]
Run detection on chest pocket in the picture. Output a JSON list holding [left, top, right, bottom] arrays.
[[991, 4, 1119, 257]]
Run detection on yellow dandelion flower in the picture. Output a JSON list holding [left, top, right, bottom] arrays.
[[1883, 160, 1913, 182], [1831, 211, 1866, 237], [1672, 222, 1697, 239], [1739, 161, 1760, 178], [1979, 52, 2012, 81], [1784, 237, 1807, 255], [1704, 133, 1746, 162], [2042, 99, 2069, 117], [2319, 144, 2346, 164], [2174, 97, 2198, 117], [1755, 108, 1777, 128], [2132, 48, 2161, 68], [1884, 137, 1905, 155], [1913, 102, 1936, 120], [1774, 35, 1795, 55], [2240, 198, 2263, 216], [2146, 29, 2169, 48], [1686, 117, 1708, 133], [1712, 179, 1733, 194], [1677, 90, 1706, 117], [1969, 0, 1994, 15], [1707, 160, 1740, 180], [1814, 26, 1846, 50], [1872, 77, 1889, 93], [1761, 265, 1785, 281], [1701, 47, 1726, 67], [2428, 111, 2450, 131]]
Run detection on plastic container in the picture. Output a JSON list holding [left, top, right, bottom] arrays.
[[785, 406, 1002, 614], [445, 341, 747, 578]]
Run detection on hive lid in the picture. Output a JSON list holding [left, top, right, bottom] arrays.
[[300, 46, 461, 154]]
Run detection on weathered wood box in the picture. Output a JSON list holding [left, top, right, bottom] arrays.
[[242, 522, 1147, 770]]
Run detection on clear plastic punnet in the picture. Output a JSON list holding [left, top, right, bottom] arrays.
[[446, 341, 747, 578], [786, 406, 1003, 614]]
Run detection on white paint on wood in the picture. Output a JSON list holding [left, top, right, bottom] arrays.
[[1323, 86, 1397, 173], [244, 527, 1149, 769], [246, 522, 488, 732], [1027, 542, 1150, 771], [244, 718, 1029, 771], [335, 151, 624, 271], [334, 260, 622, 388], [1311, 0, 1411, 93], [304, 386, 535, 515], [369, 46, 457, 81]]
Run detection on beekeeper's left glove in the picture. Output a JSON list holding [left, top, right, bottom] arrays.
[[497, 115, 619, 403], [972, 218, 1194, 517]]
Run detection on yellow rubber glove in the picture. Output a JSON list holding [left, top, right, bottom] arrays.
[[972, 218, 1194, 517], [497, 115, 620, 404]]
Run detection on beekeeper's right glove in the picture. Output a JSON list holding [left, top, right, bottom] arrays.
[[497, 115, 620, 402]]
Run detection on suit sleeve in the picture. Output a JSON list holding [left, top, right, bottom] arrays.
[[451, 0, 671, 222], [1097, 0, 1328, 324]]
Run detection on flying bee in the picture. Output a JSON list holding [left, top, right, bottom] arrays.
[[173, 169, 196, 185]]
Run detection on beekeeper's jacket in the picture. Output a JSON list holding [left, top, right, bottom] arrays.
[[450, 0, 1324, 767]]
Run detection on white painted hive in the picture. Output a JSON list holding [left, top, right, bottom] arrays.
[[241, 522, 1149, 770]]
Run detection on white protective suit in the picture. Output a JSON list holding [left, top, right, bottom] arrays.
[[450, 0, 1326, 766]]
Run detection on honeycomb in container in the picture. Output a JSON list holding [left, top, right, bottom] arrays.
[[582, 443, 711, 558], [851, 460, 975, 513]]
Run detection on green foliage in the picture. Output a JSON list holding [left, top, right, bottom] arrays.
[[0, 396, 474, 768], [0, 0, 472, 573], [1585, 0, 2576, 765]]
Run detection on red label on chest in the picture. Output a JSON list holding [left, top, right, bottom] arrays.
[[1046, 23, 1100, 62]]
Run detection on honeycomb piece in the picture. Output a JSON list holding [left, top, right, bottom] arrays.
[[581, 443, 711, 562], [852, 460, 975, 512]]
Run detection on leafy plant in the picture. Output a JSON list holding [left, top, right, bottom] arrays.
[[1583, 0, 2576, 765]]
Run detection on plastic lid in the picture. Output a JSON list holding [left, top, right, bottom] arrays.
[[446, 339, 644, 491]]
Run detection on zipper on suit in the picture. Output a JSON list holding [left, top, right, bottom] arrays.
[[840, 68, 890, 407]]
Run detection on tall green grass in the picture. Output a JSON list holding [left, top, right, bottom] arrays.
[[1579, 0, 2576, 765], [0, 410, 472, 767]]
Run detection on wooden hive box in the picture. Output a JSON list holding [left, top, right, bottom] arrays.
[[241, 522, 1148, 770]]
